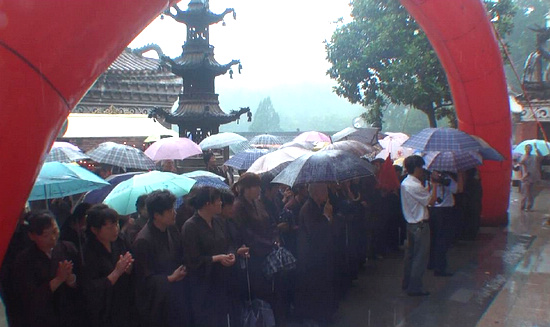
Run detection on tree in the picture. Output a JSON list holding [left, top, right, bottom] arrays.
[[248, 97, 282, 132], [326, 0, 516, 127]]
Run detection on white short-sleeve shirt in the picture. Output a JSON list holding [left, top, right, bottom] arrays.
[[400, 175, 431, 223]]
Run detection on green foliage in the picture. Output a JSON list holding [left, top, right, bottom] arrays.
[[248, 97, 282, 133], [326, 0, 517, 128]]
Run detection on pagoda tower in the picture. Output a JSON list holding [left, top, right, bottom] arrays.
[[150, 0, 250, 142]]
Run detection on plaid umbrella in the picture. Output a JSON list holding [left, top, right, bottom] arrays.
[[225, 149, 268, 170], [402, 128, 481, 152], [250, 134, 282, 149], [29, 162, 109, 201], [272, 150, 376, 186], [45, 147, 90, 163], [423, 151, 483, 172], [87, 142, 156, 170], [190, 176, 230, 190]]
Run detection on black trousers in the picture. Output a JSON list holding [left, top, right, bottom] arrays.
[[428, 206, 457, 273]]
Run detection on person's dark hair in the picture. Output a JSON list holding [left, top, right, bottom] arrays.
[[260, 173, 277, 193], [404, 155, 425, 175], [237, 172, 261, 189], [220, 190, 235, 207], [86, 204, 119, 231], [66, 202, 92, 226], [135, 194, 148, 212], [203, 151, 215, 165], [26, 210, 55, 235], [187, 186, 221, 210], [146, 190, 176, 219]]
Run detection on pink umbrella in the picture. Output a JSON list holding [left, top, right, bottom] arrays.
[[144, 137, 202, 161], [293, 131, 331, 143]]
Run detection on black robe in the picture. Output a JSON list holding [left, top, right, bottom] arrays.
[[82, 236, 136, 327], [132, 222, 187, 327], [295, 198, 337, 323], [13, 241, 83, 327], [182, 214, 231, 327]]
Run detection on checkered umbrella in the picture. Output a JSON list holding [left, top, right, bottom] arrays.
[[250, 134, 283, 149], [190, 176, 231, 190], [423, 151, 483, 172], [402, 128, 482, 152], [224, 149, 268, 170], [45, 147, 90, 163], [86, 142, 156, 170], [271, 150, 376, 186]]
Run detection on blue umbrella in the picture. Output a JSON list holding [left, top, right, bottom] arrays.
[[224, 149, 268, 170], [423, 151, 483, 172], [29, 162, 109, 201], [403, 128, 481, 152], [182, 170, 225, 180], [272, 150, 376, 186], [471, 135, 505, 161], [82, 172, 144, 204], [191, 176, 231, 190], [513, 139, 550, 156]]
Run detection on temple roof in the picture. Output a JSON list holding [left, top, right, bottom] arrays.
[[107, 49, 167, 74]]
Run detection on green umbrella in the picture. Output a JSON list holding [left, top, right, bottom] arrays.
[[103, 171, 196, 215], [29, 162, 109, 201]]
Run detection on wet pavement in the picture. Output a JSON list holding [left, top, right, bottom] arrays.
[[327, 186, 549, 327]]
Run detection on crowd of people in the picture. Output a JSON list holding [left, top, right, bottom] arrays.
[[0, 154, 485, 327]]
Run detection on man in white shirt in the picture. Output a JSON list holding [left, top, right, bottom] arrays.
[[401, 155, 437, 296]]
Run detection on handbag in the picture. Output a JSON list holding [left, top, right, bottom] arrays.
[[262, 245, 297, 279]]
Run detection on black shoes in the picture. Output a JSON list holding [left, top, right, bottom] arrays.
[[434, 271, 454, 277], [407, 291, 430, 297]]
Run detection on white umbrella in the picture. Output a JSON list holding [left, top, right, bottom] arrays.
[[199, 132, 248, 150], [145, 137, 202, 161]]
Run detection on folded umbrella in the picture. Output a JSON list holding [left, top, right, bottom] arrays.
[[145, 137, 202, 161], [272, 150, 376, 186], [87, 142, 156, 170], [29, 162, 109, 201], [225, 149, 268, 170], [103, 171, 196, 215]]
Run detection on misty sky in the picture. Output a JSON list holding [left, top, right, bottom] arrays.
[[130, 0, 367, 132]]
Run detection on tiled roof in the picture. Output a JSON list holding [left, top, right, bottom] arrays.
[[107, 49, 163, 73]]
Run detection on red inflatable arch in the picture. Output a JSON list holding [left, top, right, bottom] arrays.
[[400, 0, 511, 226], [0, 0, 510, 263]]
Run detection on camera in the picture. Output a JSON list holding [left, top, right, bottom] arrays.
[[425, 170, 452, 187]]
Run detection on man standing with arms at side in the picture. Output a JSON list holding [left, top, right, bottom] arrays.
[[519, 144, 544, 211], [401, 155, 437, 296]]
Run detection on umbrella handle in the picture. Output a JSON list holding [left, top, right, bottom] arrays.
[[245, 256, 252, 303]]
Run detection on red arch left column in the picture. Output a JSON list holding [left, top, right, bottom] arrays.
[[0, 0, 177, 263]]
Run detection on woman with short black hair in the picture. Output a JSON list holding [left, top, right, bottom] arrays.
[[182, 186, 236, 327], [81, 204, 136, 327]]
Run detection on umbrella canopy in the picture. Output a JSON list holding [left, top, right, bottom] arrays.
[[103, 171, 196, 215], [332, 127, 379, 145], [182, 170, 225, 180], [87, 142, 156, 170], [279, 141, 315, 151], [423, 151, 483, 172], [249, 134, 283, 149], [45, 147, 90, 163], [224, 149, 268, 170], [145, 137, 202, 161], [272, 150, 376, 186], [29, 162, 109, 201], [402, 128, 481, 152], [247, 147, 311, 174], [322, 140, 376, 157], [144, 132, 178, 143], [82, 172, 144, 204], [199, 132, 248, 151], [513, 139, 550, 156], [293, 131, 331, 143], [52, 141, 82, 152], [190, 176, 231, 190], [377, 132, 411, 159], [471, 135, 505, 161]]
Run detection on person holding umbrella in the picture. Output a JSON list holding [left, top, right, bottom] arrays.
[[401, 155, 438, 297], [519, 144, 544, 211]]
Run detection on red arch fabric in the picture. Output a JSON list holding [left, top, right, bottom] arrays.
[[0, 0, 177, 263], [400, 0, 512, 225]]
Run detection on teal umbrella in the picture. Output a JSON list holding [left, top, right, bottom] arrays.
[[103, 171, 196, 215], [29, 162, 109, 201], [513, 139, 550, 156]]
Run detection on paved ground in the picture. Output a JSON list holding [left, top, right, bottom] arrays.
[[0, 186, 547, 327]]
